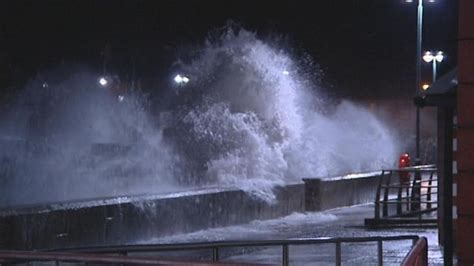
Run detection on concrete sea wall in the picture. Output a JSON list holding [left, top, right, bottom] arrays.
[[304, 172, 388, 211], [0, 171, 386, 250]]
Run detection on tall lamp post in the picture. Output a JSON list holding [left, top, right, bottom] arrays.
[[405, 0, 434, 165], [423, 51, 444, 82]]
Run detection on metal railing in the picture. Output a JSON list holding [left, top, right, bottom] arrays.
[[401, 237, 428, 266], [368, 165, 437, 226], [0, 250, 261, 265], [56, 235, 420, 266]]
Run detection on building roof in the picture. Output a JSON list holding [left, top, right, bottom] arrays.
[[415, 68, 457, 108], [425, 68, 458, 95]]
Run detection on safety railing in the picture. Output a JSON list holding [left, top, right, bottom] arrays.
[[366, 165, 437, 227], [56, 235, 420, 266], [401, 237, 428, 266], [0, 249, 261, 265]]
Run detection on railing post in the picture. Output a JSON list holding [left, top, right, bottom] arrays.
[[119, 251, 127, 266], [375, 170, 385, 219], [383, 171, 392, 217], [427, 171, 434, 209], [397, 181, 403, 215], [423, 238, 428, 266], [212, 247, 219, 261], [282, 244, 289, 266], [377, 240, 383, 266], [335, 242, 341, 266], [408, 169, 413, 211], [411, 170, 422, 211]]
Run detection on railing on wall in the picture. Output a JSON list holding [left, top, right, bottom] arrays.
[[365, 165, 438, 227]]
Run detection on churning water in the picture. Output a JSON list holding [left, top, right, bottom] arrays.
[[0, 28, 398, 206]]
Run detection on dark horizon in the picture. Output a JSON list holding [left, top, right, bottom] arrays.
[[0, 0, 458, 101]]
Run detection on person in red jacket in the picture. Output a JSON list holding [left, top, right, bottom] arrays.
[[399, 152, 411, 184]]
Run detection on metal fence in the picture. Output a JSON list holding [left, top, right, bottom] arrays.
[[51, 235, 421, 266], [0, 250, 260, 265], [366, 165, 438, 227]]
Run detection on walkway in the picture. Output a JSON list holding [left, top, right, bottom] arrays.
[[140, 203, 442, 265]]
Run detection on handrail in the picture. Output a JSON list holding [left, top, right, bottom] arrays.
[[401, 237, 428, 266], [383, 168, 436, 173], [372, 167, 437, 221], [59, 235, 420, 253], [381, 184, 438, 188], [0, 250, 258, 265], [53, 235, 420, 266], [384, 165, 436, 172], [1, 237, 420, 265]]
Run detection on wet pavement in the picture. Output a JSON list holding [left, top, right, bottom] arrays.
[[141, 203, 442, 265]]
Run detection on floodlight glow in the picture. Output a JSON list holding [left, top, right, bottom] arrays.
[[174, 74, 189, 85], [423, 51, 433, 62], [99, 77, 108, 86], [422, 84, 430, 90], [405, 0, 413, 2], [435, 51, 444, 62], [423, 51, 444, 63], [174, 74, 183, 84], [282, 70, 289, 75]]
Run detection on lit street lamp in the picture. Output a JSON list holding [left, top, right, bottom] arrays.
[[99, 77, 108, 86], [423, 51, 444, 82], [421, 83, 430, 91], [173, 74, 190, 95], [405, 0, 435, 164], [174, 74, 190, 85]]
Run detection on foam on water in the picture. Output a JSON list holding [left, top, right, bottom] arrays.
[[140, 211, 338, 244]]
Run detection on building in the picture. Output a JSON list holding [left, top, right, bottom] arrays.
[[455, 0, 474, 264]]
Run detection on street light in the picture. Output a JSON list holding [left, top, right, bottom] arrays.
[[423, 51, 444, 82], [405, 0, 435, 164], [99, 77, 108, 86], [174, 74, 190, 85], [406, 2, 452, 264]]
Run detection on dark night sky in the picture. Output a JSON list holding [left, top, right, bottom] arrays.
[[0, 0, 458, 100]]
